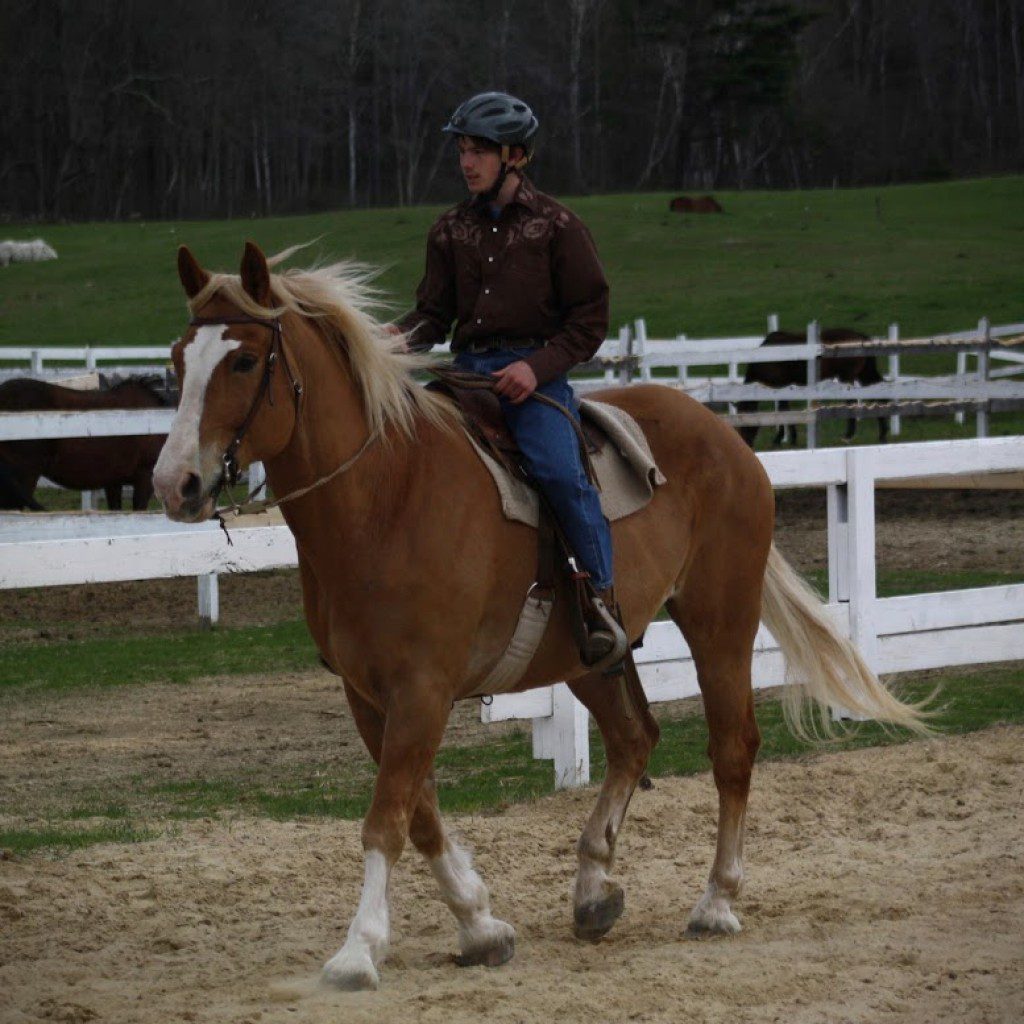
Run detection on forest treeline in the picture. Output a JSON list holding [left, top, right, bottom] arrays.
[[4, 0, 1023, 220]]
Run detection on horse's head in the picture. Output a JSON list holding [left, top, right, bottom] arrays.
[[153, 242, 302, 522]]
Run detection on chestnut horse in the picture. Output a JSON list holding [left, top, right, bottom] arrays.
[[0, 376, 171, 510], [153, 243, 927, 992]]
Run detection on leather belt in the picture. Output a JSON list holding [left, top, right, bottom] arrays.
[[462, 337, 547, 354]]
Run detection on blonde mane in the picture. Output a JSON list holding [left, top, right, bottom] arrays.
[[187, 246, 457, 441]]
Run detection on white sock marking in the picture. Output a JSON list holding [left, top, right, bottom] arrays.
[[430, 840, 513, 954]]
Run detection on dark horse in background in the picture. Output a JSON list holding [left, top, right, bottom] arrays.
[[737, 328, 888, 448], [0, 376, 172, 510], [669, 195, 723, 213]]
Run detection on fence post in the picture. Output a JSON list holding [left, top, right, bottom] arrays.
[[622, 319, 636, 384], [887, 323, 901, 436], [247, 461, 267, 498], [607, 326, 629, 386], [198, 573, 219, 628], [767, 312, 779, 333], [677, 335, 688, 385], [832, 447, 878, 721], [634, 317, 651, 383], [826, 483, 850, 604], [806, 320, 819, 449], [531, 683, 589, 789], [955, 352, 967, 425], [30, 350, 43, 376], [976, 317, 990, 438], [80, 490, 98, 511], [85, 347, 97, 372]]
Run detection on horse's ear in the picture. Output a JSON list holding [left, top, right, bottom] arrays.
[[240, 241, 271, 307], [177, 245, 210, 299]]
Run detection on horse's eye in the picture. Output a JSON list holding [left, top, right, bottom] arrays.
[[232, 353, 258, 374]]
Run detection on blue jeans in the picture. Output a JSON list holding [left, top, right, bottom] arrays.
[[454, 347, 614, 590]]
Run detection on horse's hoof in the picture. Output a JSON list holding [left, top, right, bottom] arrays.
[[454, 930, 515, 968], [686, 900, 741, 937], [321, 951, 381, 991], [573, 883, 625, 941]]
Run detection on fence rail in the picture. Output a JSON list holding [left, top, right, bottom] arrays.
[[2, 437, 1023, 788]]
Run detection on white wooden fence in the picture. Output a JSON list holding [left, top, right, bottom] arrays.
[[592, 317, 1024, 446], [1, 436, 1022, 789], [483, 435, 1024, 787], [0, 345, 170, 383]]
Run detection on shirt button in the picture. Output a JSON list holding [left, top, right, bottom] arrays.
[[488, 256, 494, 262], [476, 318, 482, 324], [492, 226, 498, 233], [484, 288, 490, 294]]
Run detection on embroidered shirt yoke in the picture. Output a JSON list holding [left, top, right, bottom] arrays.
[[397, 177, 610, 385]]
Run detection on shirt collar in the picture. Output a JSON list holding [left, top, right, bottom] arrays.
[[466, 174, 540, 218], [510, 175, 540, 212]]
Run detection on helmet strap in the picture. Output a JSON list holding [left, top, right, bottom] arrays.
[[480, 144, 529, 205]]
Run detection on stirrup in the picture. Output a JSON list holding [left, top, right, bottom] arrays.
[[581, 594, 629, 673]]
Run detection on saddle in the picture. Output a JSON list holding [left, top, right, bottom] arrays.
[[426, 367, 605, 483], [427, 366, 630, 675]]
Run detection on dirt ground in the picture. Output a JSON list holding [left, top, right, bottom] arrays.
[[1, 488, 1023, 1022], [1, 489, 1022, 642], [0, 725, 1021, 1024]]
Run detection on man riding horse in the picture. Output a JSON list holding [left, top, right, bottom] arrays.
[[395, 92, 627, 668]]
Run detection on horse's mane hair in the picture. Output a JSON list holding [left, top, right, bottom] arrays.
[[187, 245, 456, 441]]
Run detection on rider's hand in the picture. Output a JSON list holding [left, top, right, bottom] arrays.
[[491, 360, 538, 404]]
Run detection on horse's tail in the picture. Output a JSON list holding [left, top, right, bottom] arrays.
[[760, 544, 933, 740]]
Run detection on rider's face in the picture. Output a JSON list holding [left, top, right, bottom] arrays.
[[457, 137, 502, 195]]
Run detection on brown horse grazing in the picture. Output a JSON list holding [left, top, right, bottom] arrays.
[[737, 328, 888, 448], [0, 376, 171, 510], [153, 242, 928, 992], [669, 195, 723, 213]]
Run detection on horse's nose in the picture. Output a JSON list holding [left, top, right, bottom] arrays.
[[181, 473, 202, 501]]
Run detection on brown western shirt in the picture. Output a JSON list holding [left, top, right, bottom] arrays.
[[397, 177, 610, 385]]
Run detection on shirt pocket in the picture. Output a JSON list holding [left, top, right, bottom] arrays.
[[507, 217, 552, 285]]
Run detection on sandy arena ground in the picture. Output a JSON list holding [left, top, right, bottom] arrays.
[[1, 489, 1023, 1022], [0, 725, 1021, 1024]]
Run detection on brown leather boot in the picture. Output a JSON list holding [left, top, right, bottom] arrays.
[[582, 586, 629, 671]]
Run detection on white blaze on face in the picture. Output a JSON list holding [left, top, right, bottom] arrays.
[[155, 325, 241, 482]]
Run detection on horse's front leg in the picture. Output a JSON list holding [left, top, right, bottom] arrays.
[[322, 679, 450, 991], [335, 680, 514, 976]]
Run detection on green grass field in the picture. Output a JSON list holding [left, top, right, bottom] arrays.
[[2, 176, 1022, 348]]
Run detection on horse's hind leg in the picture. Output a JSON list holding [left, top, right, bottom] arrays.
[[104, 484, 123, 510], [567, 670, 659, 941], [666, 557, 762, 936], [326, 680, 513, 987], [131, 470, 154, 511]]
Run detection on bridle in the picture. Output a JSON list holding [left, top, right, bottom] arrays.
[[187, 314, 303, 492], [184, 313, 379, 538]]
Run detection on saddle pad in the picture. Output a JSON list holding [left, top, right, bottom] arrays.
[[467, 398, 667, 527]]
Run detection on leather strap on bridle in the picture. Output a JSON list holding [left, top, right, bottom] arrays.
[[188, 314, 303, 491], [186, 314, 381, 535]]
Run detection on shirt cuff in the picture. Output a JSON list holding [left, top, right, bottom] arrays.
[[523, 344, 574, 386]]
